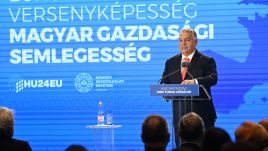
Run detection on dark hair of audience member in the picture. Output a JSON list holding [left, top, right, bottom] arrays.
[[201, 127, 232, 151], [65, 144, 88, 151], [141, 115, 170, 148]]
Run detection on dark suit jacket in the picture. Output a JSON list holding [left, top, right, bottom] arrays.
[[0, 137, 32, 151], [161, 50, 218, 120], [172, 142, 201, 151]]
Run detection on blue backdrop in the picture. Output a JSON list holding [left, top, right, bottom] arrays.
[[0, 0, 268, 150]]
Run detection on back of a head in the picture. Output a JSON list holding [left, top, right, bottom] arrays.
[[179, 143, 201, 151], [178, 112, 204, 142], [259, 118, 268, 132], [235, 121, 268, 150], [220, 142, 256, 151], [202, 127, 232, 151], [0, 107, 14, 138], [65, 144, 88, 151], [141, 115, 170, 148]]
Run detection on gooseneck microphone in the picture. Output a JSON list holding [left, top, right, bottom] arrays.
[[181, 61, 190, 68], [158, 63, 188, 84]]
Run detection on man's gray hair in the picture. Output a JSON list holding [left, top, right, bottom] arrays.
[[178, 112, 204, 141], [0, 107, 14, 138], [181, 28, 197, 39]]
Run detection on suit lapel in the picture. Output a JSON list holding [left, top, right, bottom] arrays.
[[175, 55, 182, 83], [187, 50, 200, 79]]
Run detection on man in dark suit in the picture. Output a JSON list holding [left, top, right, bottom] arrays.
[[0, 107, 32, 151], [161, 28, 218, 147]]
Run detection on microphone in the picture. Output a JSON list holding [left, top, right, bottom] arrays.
[[184, 63, 212, 100], [158, 63, 188, 84], [181, 61, 190, 68]]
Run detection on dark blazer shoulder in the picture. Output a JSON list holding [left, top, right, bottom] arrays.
[[166, 54, 181, 63], [11, 138, 29, 143], [196, 50, 214, 60], [13, 138, 32, 150], [1, 138, 33, 151]]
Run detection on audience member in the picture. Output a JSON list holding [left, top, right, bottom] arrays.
[[141, 115, 170, 151], [259, 118, 268, 132], [258, 118, 268, 151], [65, 144, 88, 151], [201, 127, 231, 151], [0, 107, 32, 151], [235, 121, 268, 151], [220, 141, 256, 151], [173, 112, 204, 151]]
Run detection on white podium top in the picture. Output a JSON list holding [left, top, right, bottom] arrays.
[[86, 124, 122, 129]]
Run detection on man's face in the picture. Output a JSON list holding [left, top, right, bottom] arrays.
[[179, 31, 197, 56]]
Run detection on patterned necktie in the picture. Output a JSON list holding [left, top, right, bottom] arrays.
[[181, 57, 190, 81]]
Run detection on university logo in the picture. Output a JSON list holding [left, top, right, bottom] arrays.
[[74, 73, 94, 93]]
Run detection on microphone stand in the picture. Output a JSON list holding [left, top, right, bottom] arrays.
[[185, 69, 211, 100], [158, 68, 184, 84]]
